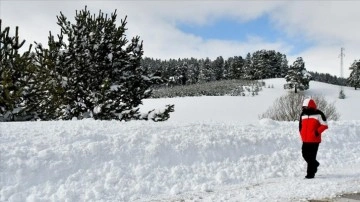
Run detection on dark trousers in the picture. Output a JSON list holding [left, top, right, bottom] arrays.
[[302, 142, 320, 176]]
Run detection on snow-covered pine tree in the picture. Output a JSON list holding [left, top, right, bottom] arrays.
[[37, 7, 173, 121], [142, 57, 160, 76], [161, 62, 172, 85], [347, 60, 360, 90], [284, 57, 311, 93], [212, 56, 224, 81], [225, 57, 234, 79], [242, 53, 253, 80], [0, 20, 34, 121], [32, 33, 69, 120], [252, 50, 268, 80], [175, 61, 188, 85], [198, 58, 213, 83], [223, 59, 231, 80], [247, 50, 288, 80], [264, 50, 275, 78], [186, 58, 200, 84], [270, 51, 286, 78], [279, 53, 289, 77], [229, 56, 244, 80], [166, 59, 178, 86]]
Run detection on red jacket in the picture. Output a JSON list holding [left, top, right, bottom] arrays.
[[299, 99, 328, 143]]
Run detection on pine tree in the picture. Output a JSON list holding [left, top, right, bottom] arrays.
[[186, 58, 200, 84], [269, 51, 286, 78], [174, 61, 188, 85], [347, 60, 360, 90], [279, 53, 289, 77], [284, 57, 311, 93], [32, 34, 67, 120], [198, 58, 213, 83], [252, 50, 268, 79], [212, 56, 224, 80], [36, 7, 173, 121], [161, 62, 173, 85], [222, 60, 231, 80], [228, 56, 244, 80], [0, 20, 34, 121], [243, 53, 253, 79]]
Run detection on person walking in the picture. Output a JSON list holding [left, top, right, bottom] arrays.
[[299, 98, 328, 179]]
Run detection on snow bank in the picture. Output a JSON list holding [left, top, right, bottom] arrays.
[[1, 119, 359, 201]]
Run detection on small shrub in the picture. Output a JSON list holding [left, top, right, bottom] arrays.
[[259, 93, 340, 121], [339, 89, 346, 99]]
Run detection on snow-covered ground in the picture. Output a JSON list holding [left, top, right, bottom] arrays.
[[1, 79, 359, 202], [141, 78, 360, 122]]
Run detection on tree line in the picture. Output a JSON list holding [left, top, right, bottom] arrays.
[[141, 54, 356, 89], [142, 50, 289, 87]]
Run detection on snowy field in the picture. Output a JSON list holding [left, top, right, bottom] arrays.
[[1, 78, 359, 202]]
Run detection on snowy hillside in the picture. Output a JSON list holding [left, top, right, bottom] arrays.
[[141, 78, 360, 122], [1, 79, 359, 202]]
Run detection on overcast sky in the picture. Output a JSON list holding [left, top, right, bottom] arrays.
[[1, 0, 359, 77]]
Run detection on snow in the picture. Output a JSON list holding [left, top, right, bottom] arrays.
[[142, 79, 360, 122], [107, 53, 113, 61], [1, 78, 359, 202]]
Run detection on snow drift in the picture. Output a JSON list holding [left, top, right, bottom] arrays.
[[1, 119, 360, 201]]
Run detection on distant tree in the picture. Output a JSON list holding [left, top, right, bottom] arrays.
[[198, 58, 213, 83], [284, 57, 311, 93], [212, 56, 224, 80], [223, 59, 231, 80], [166, 59, 178, 85], [251, 50, 268, 79], [160, 61, 172, 84], [142, 57, 162, 77], [35, 7, 173, 121], [347, 60, 360, 90], [175, 61, 188, 85], [187, 58, 200, 84], [141, 57, 165, 87], [277, 52, 289, 78], [262, 50, 275, 78], [228, 56, 244, 80], [243, 52, 253, 79], [0, 20, 35, 121], [251, 50, 288, 79]]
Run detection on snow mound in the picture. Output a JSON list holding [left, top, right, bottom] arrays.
[[1, 119, 360, 201]]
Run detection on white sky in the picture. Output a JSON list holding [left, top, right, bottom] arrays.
[[1, 0, 359, 77]]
